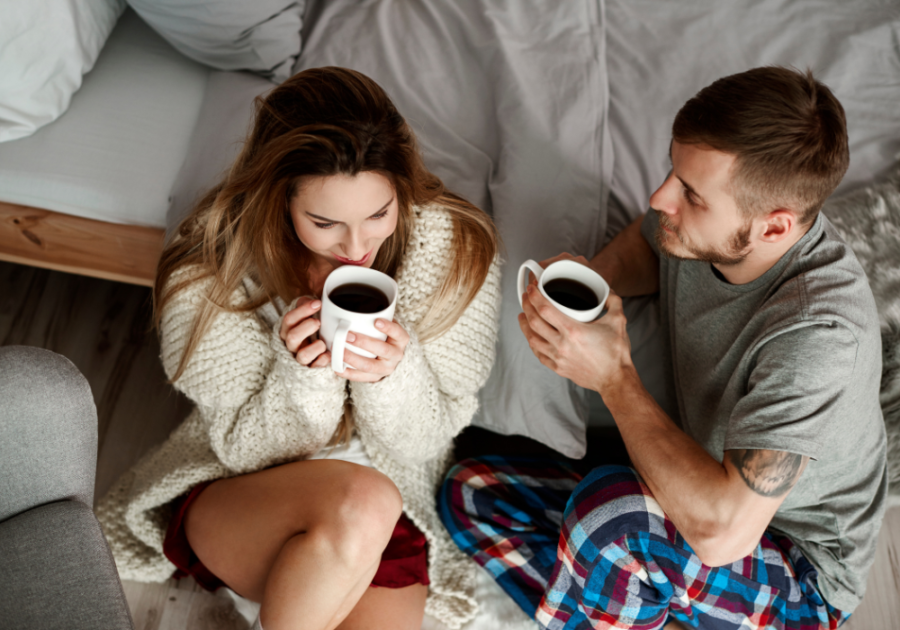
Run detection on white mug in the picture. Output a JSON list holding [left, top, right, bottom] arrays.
[[320, 266, 398, 372], [517, 259, 610, 322]]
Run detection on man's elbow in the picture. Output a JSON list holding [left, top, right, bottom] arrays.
[[687, 525, 761, 568]]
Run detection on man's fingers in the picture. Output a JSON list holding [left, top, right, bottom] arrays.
[[523, 286, 567, 338], [604, 290, 624, 315], [537, 252, 575, 268], [537, 253, 594, 269], [521, 292, 557, 343], [518, 313, 558, 361], [536, 352, 558, 372]]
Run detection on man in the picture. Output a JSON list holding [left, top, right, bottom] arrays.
[[439, 66, 887, 629]]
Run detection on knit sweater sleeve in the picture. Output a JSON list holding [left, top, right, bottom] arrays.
[[350, 255, 502, 467], [159, 273, 347, 474]]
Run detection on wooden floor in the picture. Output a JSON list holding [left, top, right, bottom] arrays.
[[3, 258, 899, 630]]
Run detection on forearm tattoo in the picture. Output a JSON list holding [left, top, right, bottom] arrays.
[[728, 449, 806, 498]]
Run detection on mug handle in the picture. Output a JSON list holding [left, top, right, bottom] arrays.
[[331, 318, 351, 372], [517, 259, 544, 308]]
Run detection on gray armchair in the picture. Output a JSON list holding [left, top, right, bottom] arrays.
[[0, 346, 133, 630]]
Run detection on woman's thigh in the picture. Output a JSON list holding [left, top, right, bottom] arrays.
[[183, 459, 403, 600]]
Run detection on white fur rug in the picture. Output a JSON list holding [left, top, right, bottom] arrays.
[[823, 164, 900, 508]]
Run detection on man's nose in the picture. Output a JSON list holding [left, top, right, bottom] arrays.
[[649, 173, 678, 215]]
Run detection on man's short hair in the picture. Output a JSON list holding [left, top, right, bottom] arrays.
[[672, 66, 849, 225]]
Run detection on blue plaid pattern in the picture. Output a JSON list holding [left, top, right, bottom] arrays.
[[438, 455, 583, 614], [439, 456, 848, 630]]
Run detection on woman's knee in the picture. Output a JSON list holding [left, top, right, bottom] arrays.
[[308, 463, 403, 565]]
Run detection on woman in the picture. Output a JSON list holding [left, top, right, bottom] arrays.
[[97, 67, 501, 630]]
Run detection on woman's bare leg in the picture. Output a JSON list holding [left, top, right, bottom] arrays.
[[183, 459, 403, 630], [337, 584, 428, 630]]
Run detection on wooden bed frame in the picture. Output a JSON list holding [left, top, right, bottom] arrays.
[[0, 200, 165, 287]]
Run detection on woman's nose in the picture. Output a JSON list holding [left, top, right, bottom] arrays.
[[341, 230, 367, 260]]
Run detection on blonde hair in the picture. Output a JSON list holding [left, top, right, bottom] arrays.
[[154, 67, 499, 444]]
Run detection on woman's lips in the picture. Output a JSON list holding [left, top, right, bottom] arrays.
[[334, 250, 371, 266]]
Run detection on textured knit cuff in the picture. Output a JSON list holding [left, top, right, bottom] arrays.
[[269, 313, 345, 397]]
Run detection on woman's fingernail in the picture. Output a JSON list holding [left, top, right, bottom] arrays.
[[375, 320, 385, 329], [347, 333, 356, 343], [311, 301, 321, 310]]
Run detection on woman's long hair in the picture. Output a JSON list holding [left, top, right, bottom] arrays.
[[154, 67, 499, 438]]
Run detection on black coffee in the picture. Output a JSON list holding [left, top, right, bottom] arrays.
[[543, 278, 599, 311], [329, 283, 390, 313]]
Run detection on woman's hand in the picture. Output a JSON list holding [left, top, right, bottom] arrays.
[[279, 297, 330, 367], [338, 318, 409, 382]]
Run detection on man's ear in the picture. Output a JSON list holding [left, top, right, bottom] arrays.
[[759, 209, 795, 243]]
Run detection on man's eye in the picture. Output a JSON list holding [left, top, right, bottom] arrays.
[[682, 189, 697, 206]]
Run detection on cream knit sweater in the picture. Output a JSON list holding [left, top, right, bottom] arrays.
[[95, 204, 502, 629]]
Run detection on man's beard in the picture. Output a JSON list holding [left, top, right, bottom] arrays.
[[654, 210, 752, 266]]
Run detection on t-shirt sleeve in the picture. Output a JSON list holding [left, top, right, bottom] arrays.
[[640, 209, 661, 256], [724, 322, 860, 460]]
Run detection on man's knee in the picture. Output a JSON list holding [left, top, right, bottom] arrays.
[[562, 465, 655, 550], [439, 456, 490, 523]]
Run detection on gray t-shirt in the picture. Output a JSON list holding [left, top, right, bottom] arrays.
[[640, 210, 887, 613]]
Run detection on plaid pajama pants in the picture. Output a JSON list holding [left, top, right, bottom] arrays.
[[438, 456, 848, 630]]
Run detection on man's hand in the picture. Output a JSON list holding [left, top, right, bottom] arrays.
[[538, 252, 600, 273], [518, 283, 633, 393]]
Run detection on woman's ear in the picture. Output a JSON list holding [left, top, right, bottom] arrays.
[[759, 209, 796, 243]]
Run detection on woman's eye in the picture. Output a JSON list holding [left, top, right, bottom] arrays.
[[370, 210, 389, 220], [314, 221, 336, 229]]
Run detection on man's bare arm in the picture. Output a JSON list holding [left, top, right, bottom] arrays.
[[590, 215, 659, 296], [728, 449, 807, 498], [519, 285, 809, 567], [602, 370, 808, 566]]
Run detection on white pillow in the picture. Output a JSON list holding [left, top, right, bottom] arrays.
[[127, 0, 306, 83], [0, 0, 126, 143]]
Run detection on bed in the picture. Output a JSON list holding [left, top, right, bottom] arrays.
[[2, 1, 899, 628]]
